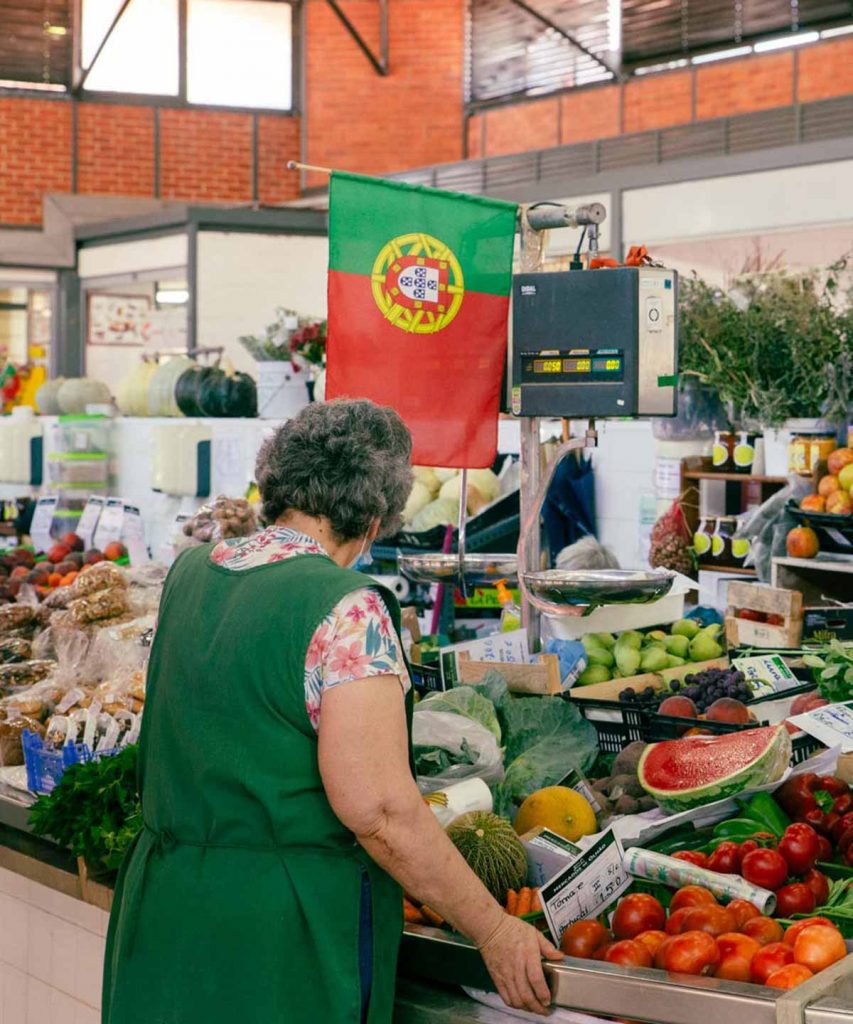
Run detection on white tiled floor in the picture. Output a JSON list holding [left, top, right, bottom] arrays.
[[0, 868, 106, 1024]]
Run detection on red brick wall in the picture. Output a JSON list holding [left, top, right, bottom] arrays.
[[77, 104, 155, 197], [1, 33, 853, 226], [304, 0, 465, 187], [0, 98, 72, 223], [623, 70, 693, 133], [696, 52, 793, 119], [560, 85, 621, 145], [798, 36, 853, 101], [159, 108, 253, 201], [257, 115, 301, 204]]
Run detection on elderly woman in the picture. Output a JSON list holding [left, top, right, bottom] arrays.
[[102, 399, 559, 1024]]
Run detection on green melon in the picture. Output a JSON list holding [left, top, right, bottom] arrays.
[[446, 811, 527, 902], [638, 725, 792, 815]]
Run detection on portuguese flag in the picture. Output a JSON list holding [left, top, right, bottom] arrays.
[[326, 172, 518, 468]]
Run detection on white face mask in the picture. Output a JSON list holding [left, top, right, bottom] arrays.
[[348, 535, 371, 570]]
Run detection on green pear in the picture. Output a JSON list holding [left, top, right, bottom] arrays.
[[577, 664, 612, 686], [615, 630, 644, 651], [615, 646, 642, 677], [688, 633, 724, 662], [665, 655, 686, 668], [585, 647, 615, 668], [590, 632, 616, 650], [671, 618, 701, 639], [640, 646, 669, 672], [701, 623, 723, 640], [663, 634, 690, 658], [646, 630, 668, 643]]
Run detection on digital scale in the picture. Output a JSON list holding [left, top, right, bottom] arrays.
[[511, 266, 678, 419]]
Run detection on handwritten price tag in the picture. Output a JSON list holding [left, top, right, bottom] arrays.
[[540, 828, 631, 945], [76, 496, 105, 548], [30, 496, 57, 554]]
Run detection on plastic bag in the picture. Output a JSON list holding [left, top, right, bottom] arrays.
[[72, 561, 128, 596], [0, 712, 44, 767], [412, 710, 504, 795], [179, 495, 257, 547], [417, 687, 501, 742], [649, 499, 695, 575]]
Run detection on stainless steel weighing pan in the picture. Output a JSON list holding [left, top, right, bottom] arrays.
[[398, 553, 517, 586]]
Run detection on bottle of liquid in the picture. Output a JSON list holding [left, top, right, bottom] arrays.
[[495, 578, 521, 633]]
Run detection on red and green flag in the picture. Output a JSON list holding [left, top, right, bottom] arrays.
[[325, 172, 518, 468]]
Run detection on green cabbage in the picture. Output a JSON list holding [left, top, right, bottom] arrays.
[[417, 687, 501, 743]]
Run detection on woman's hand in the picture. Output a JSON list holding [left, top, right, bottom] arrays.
[[478, 914, 563, 1016]]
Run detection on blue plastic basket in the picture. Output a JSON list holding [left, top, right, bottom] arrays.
[[22, 729, 119, 795]]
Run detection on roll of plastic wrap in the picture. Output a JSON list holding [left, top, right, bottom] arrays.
[[424, 778, 493, 828], [623, 847, 776, 915]]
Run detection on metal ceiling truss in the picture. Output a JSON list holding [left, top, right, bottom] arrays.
[[325, 0, 388, 76], [507, 0, 622, 81]]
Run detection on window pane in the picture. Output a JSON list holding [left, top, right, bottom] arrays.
[[187, 0, 292, 109], [82, 0, 178, 95]]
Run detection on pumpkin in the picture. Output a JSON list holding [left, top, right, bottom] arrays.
[[174, 366, 212, 417], [197, 368, 257, 418], [36, 377, 65, 415], [56, 378, 112, 414], [117, 361, 157, 416], [147, 357, 193, 417]]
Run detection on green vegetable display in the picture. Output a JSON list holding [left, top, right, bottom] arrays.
[[804, 641, 853, 704], [29, 745, 141, 877], [418, 687, 501, 742]]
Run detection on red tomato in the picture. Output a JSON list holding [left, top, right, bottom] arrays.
[[592, 943, 612, 961], [715, 956, 753, 982], [726, 899, 762, 929], [672, 850, 709, 869], [742, 916, 785, 946], [669, 886, 717, 913], [783, 917, 839, 948], [707, 842, 741, 874], [765, 964, 814, 990], [741, 848, 788, 891], [682, 905, 737, 938], [560, 920, 610, 959], [802, 868, 830, 908], [657, 931, 720, 976], [774, 883, 817, 918], [612, 894, 666, 940], [765, 613, 785, 626], [665, 908, 692, 935], [816, 834, 834, 862], [737, 609, 765, 621], [634, 930, 668, 958], [779, 824, 821, 876], [737, 840, 760, 865], [717, 932, 761, 962], [751, 942, 794, 984], [605, 940, 653, 969], [793, 925, 847, 973]]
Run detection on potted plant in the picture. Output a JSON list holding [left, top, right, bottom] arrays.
[[239, 308, 327, 418], [678, 259, 853, 473]]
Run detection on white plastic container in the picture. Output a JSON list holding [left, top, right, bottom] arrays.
[[255, 361, 308, 419], [541, 591, 687, 641], [0, 407, 43, 484]]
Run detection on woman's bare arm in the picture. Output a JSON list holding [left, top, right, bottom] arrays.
[[318, 675, 561, 1015]]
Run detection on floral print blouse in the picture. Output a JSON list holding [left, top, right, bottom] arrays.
[[210, 526, 410, 731]]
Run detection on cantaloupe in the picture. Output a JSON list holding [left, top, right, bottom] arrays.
[[514, 787, 597, 842], [446, 811, 527, 902]]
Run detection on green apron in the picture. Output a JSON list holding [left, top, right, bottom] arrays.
[[102, 545, 410, 1024]]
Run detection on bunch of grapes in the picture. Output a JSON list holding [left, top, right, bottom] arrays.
[[671, 667, 753, 713], [618, 686, 659, 705]]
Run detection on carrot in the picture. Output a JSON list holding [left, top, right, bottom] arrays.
[[420, 905, 444, 927], [516, 887, 532, 917], [531, 889, 541, 912], [403, 898, 425, 924], [506, 889, 519, 916]]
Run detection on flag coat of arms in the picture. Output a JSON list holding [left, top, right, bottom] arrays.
[[325, 172, 518, 468]]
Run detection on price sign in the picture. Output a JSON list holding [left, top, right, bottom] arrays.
[[540, 828, 631, 944], [93, 498, 124, 551], [122, 504, 148, 565], [789, 701, 853, 753], [76, 496, 105, 548], [30, 496, 57, 554]]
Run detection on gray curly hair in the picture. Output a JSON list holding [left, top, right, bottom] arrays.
[[255, 399, 413, 541]]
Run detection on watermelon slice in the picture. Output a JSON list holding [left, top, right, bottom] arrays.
[[638, 725, 792, 815]]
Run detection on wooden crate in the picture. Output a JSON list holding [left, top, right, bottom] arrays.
[[456, 652, 563, 695], [568, 657, 729, 701], [725, 582, 803, 649]]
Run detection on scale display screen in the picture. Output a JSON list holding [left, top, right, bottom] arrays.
[[524, 350, 624, 384]]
